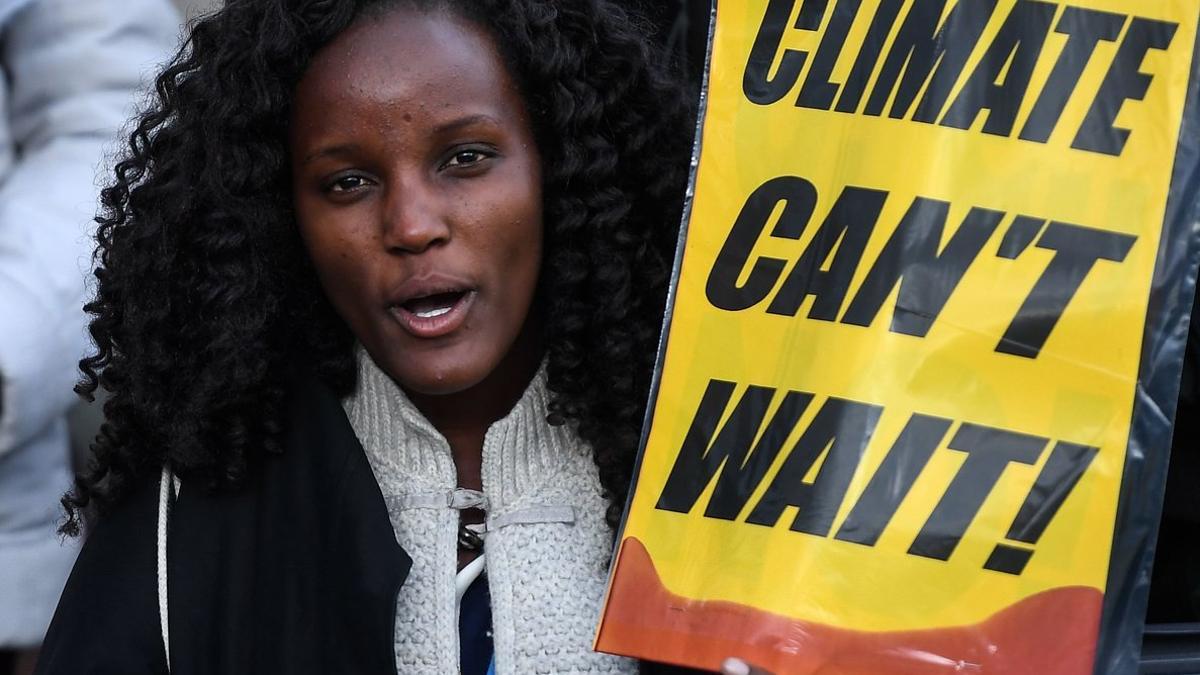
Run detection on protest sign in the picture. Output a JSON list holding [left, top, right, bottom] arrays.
[[594, 1, 1200, 672]]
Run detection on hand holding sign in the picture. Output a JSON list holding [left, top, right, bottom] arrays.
[[720, 657, 773, 675]]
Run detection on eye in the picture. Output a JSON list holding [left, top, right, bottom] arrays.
[[325, 174, 372, 193], [441, 147, 495, 170]]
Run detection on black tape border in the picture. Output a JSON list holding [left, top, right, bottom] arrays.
[[1094, 11, 1200, 675]]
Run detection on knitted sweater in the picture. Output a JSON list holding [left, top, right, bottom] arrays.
[[343, 352, 638, 675]]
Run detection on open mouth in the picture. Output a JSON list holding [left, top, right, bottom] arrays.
[[402, 291, 466, 319], [389, 288, 475, 338]]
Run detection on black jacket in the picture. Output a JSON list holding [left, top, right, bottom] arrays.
[[36, 378, 410, 675], [35, 378, 699, 675]]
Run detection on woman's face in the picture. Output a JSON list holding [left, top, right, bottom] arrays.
[[290, 8, 543, 397]]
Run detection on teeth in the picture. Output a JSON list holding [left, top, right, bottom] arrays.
[[415, 306, 452, 319]]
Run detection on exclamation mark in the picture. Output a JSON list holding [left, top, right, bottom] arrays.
[[984, 441, 1100, 575]]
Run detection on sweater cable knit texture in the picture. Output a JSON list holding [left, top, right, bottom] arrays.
[[343, 351, 637, 675]]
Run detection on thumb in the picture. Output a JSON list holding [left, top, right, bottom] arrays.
[[720, 657, 773, 675]]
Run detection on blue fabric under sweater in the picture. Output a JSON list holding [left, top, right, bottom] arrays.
[[459, 572, 494, 675]]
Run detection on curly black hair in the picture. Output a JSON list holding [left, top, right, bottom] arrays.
[[62, 0, 694, 535]]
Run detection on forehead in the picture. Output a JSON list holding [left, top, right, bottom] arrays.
[[292, 8, 522, 130]]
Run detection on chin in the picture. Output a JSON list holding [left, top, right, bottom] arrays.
[[379, 349, 491, 398], [399, 371, 481, 397]]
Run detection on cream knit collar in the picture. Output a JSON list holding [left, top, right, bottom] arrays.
[[342, 349, 637, 675], [343, 350, 579, 510]]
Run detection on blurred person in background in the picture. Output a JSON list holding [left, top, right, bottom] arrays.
[[0, 1, 177, 673]]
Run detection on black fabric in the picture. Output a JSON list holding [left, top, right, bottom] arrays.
[[34, 466, 169, 675], [35, 378, 411, 675], [1147, 282, 1200, 623]]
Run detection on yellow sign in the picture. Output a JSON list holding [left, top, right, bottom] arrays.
[[596, 1, 1199, 672]]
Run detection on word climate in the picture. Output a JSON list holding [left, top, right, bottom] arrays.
[[746, 0, 1177, 156]]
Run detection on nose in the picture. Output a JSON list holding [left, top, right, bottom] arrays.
[[380, 176, 450, 254]]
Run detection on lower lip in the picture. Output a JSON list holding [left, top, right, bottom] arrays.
[[388, 290, 476, 339]]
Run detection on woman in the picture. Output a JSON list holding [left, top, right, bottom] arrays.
[[33, 1, 766, 673]]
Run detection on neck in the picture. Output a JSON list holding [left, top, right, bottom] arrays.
[[404, 320, 544, 486]]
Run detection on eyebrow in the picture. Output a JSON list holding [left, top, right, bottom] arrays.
[[302, 143, 360, 166], [434, 113, 501, 135], [300, 114, 503, 166]]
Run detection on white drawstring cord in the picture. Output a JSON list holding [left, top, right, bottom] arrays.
[[455, 553, 487, 604], [156, 464, 175, 672]]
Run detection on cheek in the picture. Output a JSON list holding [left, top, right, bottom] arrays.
[[299, 218, 368, 309], [462, 169, 544, 290], [299, 223, 337, 280], [499, 205, 544, 298], [501, 176, 544, 274]]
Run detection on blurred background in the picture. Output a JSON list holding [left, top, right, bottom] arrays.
[[175, 0, 218, 17]]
